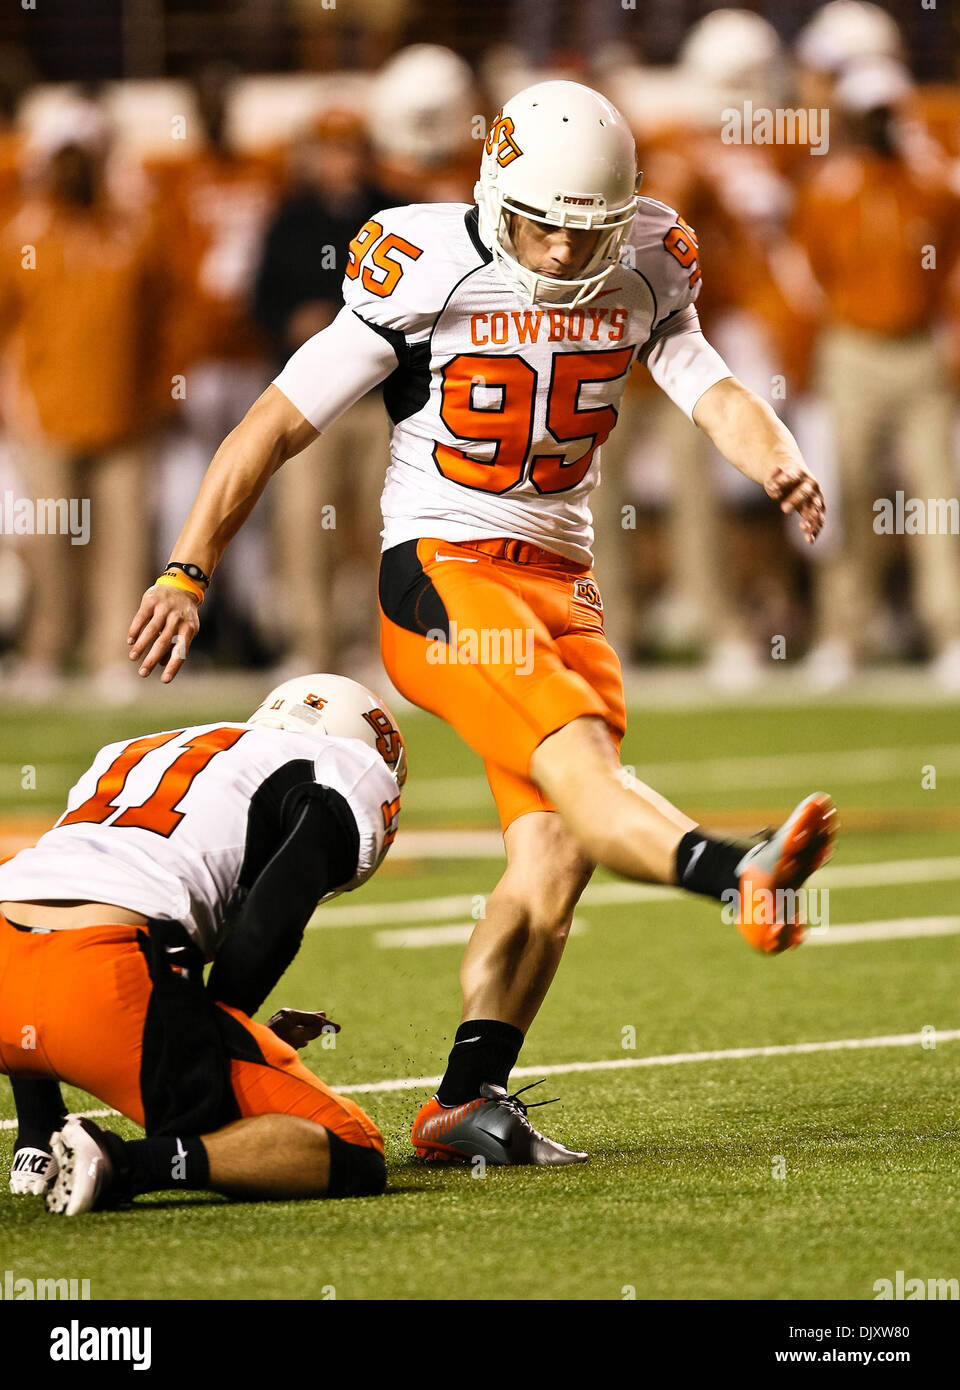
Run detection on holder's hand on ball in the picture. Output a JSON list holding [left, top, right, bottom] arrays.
[[267, 1007, 341, 1050]]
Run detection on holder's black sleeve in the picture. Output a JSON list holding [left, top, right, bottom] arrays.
[[207, 781, 360, 1018]]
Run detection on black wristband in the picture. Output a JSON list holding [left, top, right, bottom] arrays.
[[165, 561, 210, 588]]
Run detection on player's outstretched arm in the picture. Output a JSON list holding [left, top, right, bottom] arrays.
[[127, 385, 318, 682], [692, 375, 826, 544]]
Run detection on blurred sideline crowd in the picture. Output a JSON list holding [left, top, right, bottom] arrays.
[[0, 0, 959, 700]]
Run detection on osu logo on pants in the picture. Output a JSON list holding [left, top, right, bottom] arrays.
[[574, 578, 603, 611]]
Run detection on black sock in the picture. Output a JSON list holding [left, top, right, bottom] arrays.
[[675, 830, 749, 902], [117, 1135, 211, 1195], [11, 1077, 67, 1150], [436, 1020, 524, 1107]]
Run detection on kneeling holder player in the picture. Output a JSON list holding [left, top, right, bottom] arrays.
[[0, 674, 405, 1214]]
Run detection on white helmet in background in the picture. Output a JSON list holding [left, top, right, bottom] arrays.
[[369, 44, 475, 166], [475, 80, 640, 308], [796, 1, 902, 75], [834, 56, 913, 115], [680, 8, 782, 92], [249, 673, 406, 788]]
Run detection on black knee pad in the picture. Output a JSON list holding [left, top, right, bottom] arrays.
[[325, 1131, 387, 1198]]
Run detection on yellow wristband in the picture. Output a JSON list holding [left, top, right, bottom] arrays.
[[156, 571, 204, 605]]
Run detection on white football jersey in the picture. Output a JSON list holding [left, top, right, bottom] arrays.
[[0, 723, 401, 956], [275, 197, 731, 567]]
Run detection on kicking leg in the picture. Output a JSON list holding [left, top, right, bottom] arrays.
[[531, 715, 835, 953]]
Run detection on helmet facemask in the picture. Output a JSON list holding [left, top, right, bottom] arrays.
[[480, 187, 639, 307]]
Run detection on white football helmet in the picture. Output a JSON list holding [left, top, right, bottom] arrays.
[[369, 44, 475, 167], [680, 8, 782, 91], [795, 1, 902, 75], [475, 80, 640, 309], [834, 56, 912, 115], [248, 673, 406, 787]]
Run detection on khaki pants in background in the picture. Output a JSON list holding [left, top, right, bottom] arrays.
[[16, 437, 150, 673], [661, 401, 755, 650], [813, 326, 960, 656], [271, 391, 388, 670]]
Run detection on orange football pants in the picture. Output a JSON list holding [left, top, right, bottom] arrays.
[[380, 537, 627, 831], [0, 913, 382, 1151]]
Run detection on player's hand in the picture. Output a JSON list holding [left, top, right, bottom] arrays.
[[127, 584, 201, 683], [764, 463, 826, 545], [266, 1007, 341, 1050]]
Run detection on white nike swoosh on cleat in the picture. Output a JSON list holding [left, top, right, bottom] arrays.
[[453, 1035, 482, 1045], [434, 553, 479, 563]]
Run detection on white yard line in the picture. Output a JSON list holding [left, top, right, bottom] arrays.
[[7, 738, 958, 807], [375, 918, 588, 949], [373, 914, 960, 950], [327, 1029, 960, 1095], [807, 916, 960, 945], [401, 742, 960, 807], [0, 1107, 114, 1132], [313, 855, 960, 929], [4, 1030, 956, 1125]]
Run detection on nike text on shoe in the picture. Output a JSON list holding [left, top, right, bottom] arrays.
[[45, 1116, 116, 1216], [735, 792, 837, 954], [9, 1144, 59, 1197], [411, 1081, 588, 1165]]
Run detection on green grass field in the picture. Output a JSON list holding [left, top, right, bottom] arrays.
[[1, 694, 958, 1300]]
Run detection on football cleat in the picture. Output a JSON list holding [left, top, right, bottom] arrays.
[[734, 793, 837, 954], [412, 1081, 588, 1165], [45, 1116, 116, 1216], [9, 1144, 59, 1197]]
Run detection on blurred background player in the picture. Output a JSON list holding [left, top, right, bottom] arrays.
[[368, 44, 479, 205], [791, 55, 960, 689], [609, 9, 801, 684], [0, 4, 956, 694], [148, 61, 285, 669], [0, 672, 404, 1212], [0, 100, 167, 698], [253, 108, 394, 673]]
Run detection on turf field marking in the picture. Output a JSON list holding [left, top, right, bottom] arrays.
[[313, 855, 960, 928], [404, 742, 960, 806], [332, 1030, 960, 1095], [374, 915, 959, 950], [3, 1030, 956, 1128], [0, 1107, 113, 1132], [375, 918, 588, 948], [7, 739, 954, 808], [808, 916, 960, 945]]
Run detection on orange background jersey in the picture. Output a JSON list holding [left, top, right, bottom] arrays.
[[145, 148, 285, 366]]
